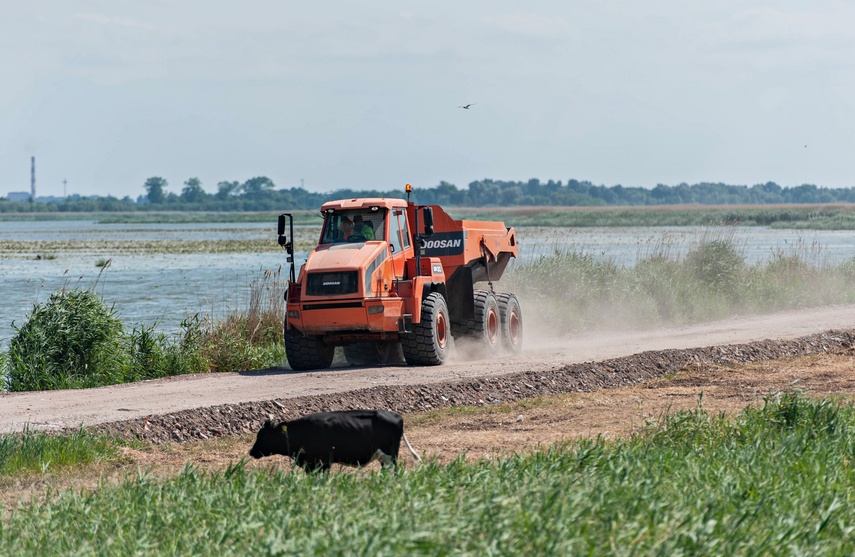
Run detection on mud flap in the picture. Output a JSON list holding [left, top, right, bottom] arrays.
[[446, 266, 475, 323]]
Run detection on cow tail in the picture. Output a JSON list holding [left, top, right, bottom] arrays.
[[402, 432, 421, 463]]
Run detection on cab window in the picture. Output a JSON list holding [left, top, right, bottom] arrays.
[[389, 209, 406, 253], [321, 209, 386, 244]]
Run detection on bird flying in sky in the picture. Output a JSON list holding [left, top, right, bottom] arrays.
[[458, 103, 475, 109]]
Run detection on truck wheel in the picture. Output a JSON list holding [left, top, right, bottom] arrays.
[[453, 290, 501, 357], [401, 292, 450, 366], [496, 293, 523, 355], [473, 290, 501, 356], [284, 328, 335, 371]]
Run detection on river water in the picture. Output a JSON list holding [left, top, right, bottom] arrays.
[[1, 221, 854, 343]]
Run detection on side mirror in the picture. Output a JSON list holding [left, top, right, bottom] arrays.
[[422, 207, 434, 237], [277, 214, 287, 236]]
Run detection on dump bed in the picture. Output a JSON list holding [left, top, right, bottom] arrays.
[[408, 204, 518, 282]]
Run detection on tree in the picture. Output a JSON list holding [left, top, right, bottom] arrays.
[[216, 180, 240, 200], [143, 177, 168, 204], [241, 176, 275, 198], [181, 177, 206, 203]]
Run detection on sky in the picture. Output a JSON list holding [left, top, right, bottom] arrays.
[[2, 1, 854, 198]]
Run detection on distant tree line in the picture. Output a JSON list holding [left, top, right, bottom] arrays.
[[2, 176, 855, 213]]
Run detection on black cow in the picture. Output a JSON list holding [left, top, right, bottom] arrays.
[[249, 409, 421, 472]]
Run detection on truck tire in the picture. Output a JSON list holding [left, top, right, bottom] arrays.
[[343, 341, 405, 366], [496, 292, 523, 355], [401, 292, 450, 366], [284, 328, 335, 371], [453, 289, 501, 358]]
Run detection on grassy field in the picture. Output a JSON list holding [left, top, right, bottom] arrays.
[[1, 392, 854, 554]]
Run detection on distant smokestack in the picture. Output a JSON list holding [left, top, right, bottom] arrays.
[[30, 156, 35, 199]]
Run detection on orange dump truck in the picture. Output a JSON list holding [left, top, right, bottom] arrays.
[[277, 189, 521, 370]]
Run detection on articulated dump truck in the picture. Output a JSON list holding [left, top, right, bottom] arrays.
[[277, 188, 521, 370]]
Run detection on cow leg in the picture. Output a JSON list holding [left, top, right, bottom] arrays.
[[375, 450, 394, 468]]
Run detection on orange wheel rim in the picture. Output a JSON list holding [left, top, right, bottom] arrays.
[[436, 311, 448, 349], [487, 308, 499, 343], [508, 309, 521, 345]]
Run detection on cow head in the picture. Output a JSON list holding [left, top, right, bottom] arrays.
[[248, 418, 290, 459]]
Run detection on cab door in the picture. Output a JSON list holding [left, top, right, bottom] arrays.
[[388, 207, 412, 278]]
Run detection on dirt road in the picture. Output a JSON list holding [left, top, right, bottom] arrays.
[[2, 304, 854, 435]]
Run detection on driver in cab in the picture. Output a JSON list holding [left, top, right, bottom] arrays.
[[337, 217, 353, 240], [351, 215, 374, 240]]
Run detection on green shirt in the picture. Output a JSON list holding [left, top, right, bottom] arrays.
[[354, 223, 374, 240]]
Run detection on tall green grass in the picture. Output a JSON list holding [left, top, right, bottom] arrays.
[[2, 393, 854, 555], [505, 235, 855, 334], [0, 428, 119, 476], [199, 267, 287, 372]]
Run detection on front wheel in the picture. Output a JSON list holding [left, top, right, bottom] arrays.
[[284, 327, 335, 371], [401, 292, 450, 366]]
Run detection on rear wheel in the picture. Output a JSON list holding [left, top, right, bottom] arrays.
[[284, 327, 335, 371], [401, 292, 450, 366], [496, 292, 523, 355], [454, 289, 501, 357]]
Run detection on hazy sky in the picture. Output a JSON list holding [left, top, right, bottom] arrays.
[[2, 1, 854, 198]]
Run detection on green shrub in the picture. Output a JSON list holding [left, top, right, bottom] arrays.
[[6, 289, 127, 391], [684, 239, 744, 292], [3, 290, 209, 392]]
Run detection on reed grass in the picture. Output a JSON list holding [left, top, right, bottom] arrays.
[[504, 234, 855, 334], [2, 393, 854, 555], [199, 267, 287, 372]]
